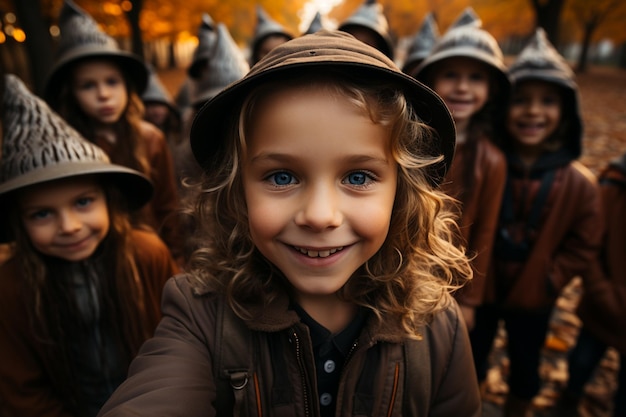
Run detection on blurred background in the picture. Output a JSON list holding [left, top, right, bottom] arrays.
[[2, 0, 626, 97]]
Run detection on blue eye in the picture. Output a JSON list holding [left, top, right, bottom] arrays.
[[347, 172, 367, 185], [76, 197, 93, 208], [270, 172, 295, 186]]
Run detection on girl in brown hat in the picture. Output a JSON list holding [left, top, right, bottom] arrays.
[[471, 29, 603, 416], [411, 10, 510, 333], [0, 74, 179, 417], [98, 30, 481, 417], [44, 0, 183, 264]]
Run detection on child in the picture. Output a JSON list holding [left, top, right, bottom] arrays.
[[470, 28, 603, 416], [249, 5, 293, 66], [338, 0, 395, 60], [553, 152, 626, 417], [141, 64, 182, 149], [0, 74, 179, 417], [411, 10, 510, 331], [98, 30, 481, 416], [44, 0, 183, 263]]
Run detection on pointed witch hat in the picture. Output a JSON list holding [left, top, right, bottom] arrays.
[[304, 11, 325, 35], [338, 0, 395, 59], [188, 13, 218, 79], [402, 12, 440, 74], [250, 5, 294, 65], [142, 64, 180, 118], [412, 9, 509, 99], [508, 28, 582, 156], [0, 74, 153, 242], [44, 0, 148, 108], [448, 6, 482, 30], [190, 23, 250, 108]]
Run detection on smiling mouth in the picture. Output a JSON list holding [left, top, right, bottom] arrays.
[[293, 246, 345, 258]]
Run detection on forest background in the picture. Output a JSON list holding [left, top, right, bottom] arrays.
[[1, 0, 626, 96]]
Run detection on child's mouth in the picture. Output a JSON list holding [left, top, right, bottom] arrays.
[[293, 246, 345, 258]]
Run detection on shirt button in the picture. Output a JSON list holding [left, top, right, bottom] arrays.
[[323, 359, 336, 373], [320, 392, 332, 406]]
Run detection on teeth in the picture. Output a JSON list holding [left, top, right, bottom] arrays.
[[294, 246, 344, 258]]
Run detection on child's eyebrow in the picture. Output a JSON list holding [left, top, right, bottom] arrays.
[[249, 153, 390, 165]]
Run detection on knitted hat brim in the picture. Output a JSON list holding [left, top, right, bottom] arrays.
[[44, 48, 148, 107], [190, 30, 455, 186], [0, 162, 153, 210]]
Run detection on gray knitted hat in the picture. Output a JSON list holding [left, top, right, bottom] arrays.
[[190, 23, 250, 107], [44, 0, 148, 108], [508, 28, 582, 156], [304, 11, 325, 35], [250, 6, 294, 65], [190, 30, 455, 187], [0, 74, 153, 221], [402, 13, 439, 74], [142, 65, 180, 117], [448, 7, 481, 30], [338, 0, 395, 60], [412, 9, 509, 97], [188, 13, 218, 79]]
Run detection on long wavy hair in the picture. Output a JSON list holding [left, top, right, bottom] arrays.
[[8, 178, 153, 415], [56, 58, 150, 177], [186, 71, 472, 337]]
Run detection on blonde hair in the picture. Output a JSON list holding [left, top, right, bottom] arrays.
[[187, 71, 472, 336]]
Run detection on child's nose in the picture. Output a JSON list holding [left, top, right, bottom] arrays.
[[58, 211, 82, 234], [295, 183, 343, 231], [97, 84, 111, 98]]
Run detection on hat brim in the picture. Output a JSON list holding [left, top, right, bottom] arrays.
[[190, 36, 455, 187], [45, 48, 148, 108], [0, 162, 154, 210]]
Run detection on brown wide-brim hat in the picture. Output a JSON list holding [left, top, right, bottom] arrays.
[[190, 29, 455, 186]]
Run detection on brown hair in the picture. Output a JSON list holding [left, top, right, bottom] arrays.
[[56, 58, 150, 177], [9, 177, 152, 415]]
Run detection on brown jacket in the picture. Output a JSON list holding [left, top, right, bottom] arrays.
[[442, 138, 507, 307], [0, 229, 178, 417], [577, 156, 626, 354], [98, 275, 481, 417], [486, 158, 603, 311], [95, 121, 183, 261]]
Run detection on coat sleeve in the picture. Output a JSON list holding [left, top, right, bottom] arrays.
[[457, 141, 507, 307], [0, 261, 74, 417], [427, 300, 482, 417], [142, 121, 185, 263], [97, 276, 217, 417], [549, 166, 603, 292]]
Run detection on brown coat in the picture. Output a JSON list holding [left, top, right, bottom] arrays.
[[98, 275, 481, 417], [94, 121, 183, 261], [486, 160, 603, 311], [442, 138, 507, 307], [0, 229, 179, 417], [577, 158, 626, 354]]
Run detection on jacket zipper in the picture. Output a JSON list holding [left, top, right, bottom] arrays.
[[291, 329, 310, 417]]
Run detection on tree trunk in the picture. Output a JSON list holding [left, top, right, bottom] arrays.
[[531, 0, 565, 45], [126, 0, 145, 60], [11, 0, 54, 96], [576, 22, 596, 73]]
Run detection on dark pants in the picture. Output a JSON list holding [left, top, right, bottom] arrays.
[[565, 326, 626, 416], [470, 303, 552, 400]]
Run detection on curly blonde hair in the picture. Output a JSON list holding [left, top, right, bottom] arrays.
[[187, 70, 472, 336]]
